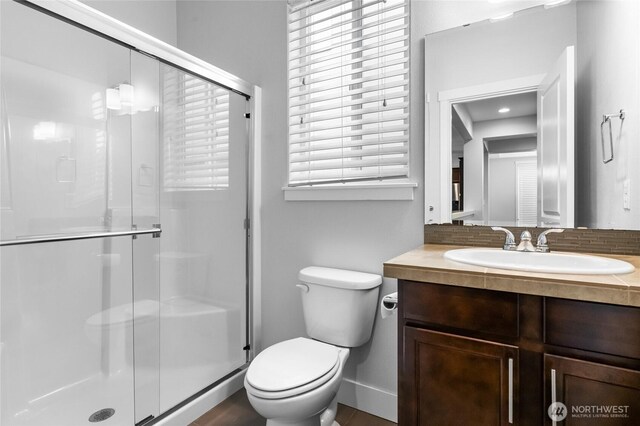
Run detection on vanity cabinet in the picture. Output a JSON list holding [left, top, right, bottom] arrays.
[[398, 280, 640, 425], [544, 355, 640, 425], [404, 327, 517, 425]]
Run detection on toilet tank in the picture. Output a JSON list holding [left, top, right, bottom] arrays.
[[298, 266, 382, 347]]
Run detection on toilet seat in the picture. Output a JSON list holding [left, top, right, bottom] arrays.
[[245, 337, 341, 399]]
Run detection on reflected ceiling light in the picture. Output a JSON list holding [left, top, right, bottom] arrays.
[[489, 12, 514, 23], [118, 83, 134, 108], [106, 88, 121, 110], [106, 83, 135, 111], [488, 0, 508, 3], [498, 107, 511, 114], [33, 121, 56, 141], [544, 0, 571, 9], [133, 85, 157, 112]]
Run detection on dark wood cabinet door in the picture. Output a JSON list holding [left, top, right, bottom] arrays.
[[402, 327, 518, 425], [544, 355, 640, 425]]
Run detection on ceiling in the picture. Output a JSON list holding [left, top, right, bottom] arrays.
[[456, 91, 537, 122], [423, 0, 566, 35], [451, 92, 538, 156]]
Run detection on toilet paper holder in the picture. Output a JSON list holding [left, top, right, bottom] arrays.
[[380, 292, 398, 319], [382, 294, 398, 310]]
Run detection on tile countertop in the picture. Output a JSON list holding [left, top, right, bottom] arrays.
[[383, 244, 640, 308]]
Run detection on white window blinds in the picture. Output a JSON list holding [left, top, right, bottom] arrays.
[[162, 66, 230, 191], [288, 0, 410, 186]]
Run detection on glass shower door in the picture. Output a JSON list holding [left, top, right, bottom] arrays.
[[0, 238, 136, 426], [1, 2, 136, 425], [156, 65, 249, 411]]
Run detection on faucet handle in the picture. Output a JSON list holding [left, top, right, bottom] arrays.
[[492, 226, 516, 250], [536, 228, 564, 253]]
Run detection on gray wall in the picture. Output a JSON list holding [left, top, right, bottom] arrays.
[[176, 0, 426, 419], [576, 0, 640, 229]]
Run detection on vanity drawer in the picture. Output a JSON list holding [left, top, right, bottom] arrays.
[[401, 281, 519, 338], [545, 298, 640, 359]]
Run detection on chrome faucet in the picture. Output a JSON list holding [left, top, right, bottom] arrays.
[[535, 228, 564, 253], [492, 227, 564, 252]]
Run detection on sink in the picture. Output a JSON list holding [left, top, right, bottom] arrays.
[[444, 248, 635, 275]]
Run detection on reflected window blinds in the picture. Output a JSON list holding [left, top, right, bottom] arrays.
[[288, 0, 410, 186], [162, 66, 230, 190]]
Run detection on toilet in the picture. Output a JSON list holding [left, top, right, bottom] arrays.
[[244, 266, 382, 426]]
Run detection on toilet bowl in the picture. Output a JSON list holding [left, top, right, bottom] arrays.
[[244, 267, 382, 426], [245, 337, 349, 426]]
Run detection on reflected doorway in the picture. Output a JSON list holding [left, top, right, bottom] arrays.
[[451, 91, 538, 225]]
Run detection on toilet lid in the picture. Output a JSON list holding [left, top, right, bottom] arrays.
[[246, 337, 340, 392]]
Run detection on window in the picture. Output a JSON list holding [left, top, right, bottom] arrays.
[[287, 0, 410, 187], [162, 66, 230, 191]]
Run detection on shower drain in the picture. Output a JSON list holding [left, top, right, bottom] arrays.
[[88, 408, 115, 423]]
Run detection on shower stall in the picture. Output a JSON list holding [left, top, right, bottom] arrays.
[[0, 1, 259, 425]]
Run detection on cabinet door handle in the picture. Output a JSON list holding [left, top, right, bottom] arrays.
[[551, 368, 557, 426], [508, 357, 514, 424]]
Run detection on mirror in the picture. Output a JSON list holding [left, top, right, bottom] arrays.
[[424, 0, 640, 230]]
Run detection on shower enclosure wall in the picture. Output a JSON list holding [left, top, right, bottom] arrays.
[[0, 1, 258, 425]]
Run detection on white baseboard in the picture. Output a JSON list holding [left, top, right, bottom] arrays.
[[337, 378, 397, 423], [154, 370, 246, 426]]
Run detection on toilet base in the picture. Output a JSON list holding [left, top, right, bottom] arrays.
[[266, 418, 320, 426], [265, 418, 339, 426], [319, 395, 338, 426], [263, 395, 339, 426]]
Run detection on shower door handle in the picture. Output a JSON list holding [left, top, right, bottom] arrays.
[[0, 227, 162, 247]]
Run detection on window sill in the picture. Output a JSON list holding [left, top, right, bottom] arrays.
[[283, 181, 418, 201]]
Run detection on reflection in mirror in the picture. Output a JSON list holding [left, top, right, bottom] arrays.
[[424, 0, 640, 230], [451, 93, 539, 227]]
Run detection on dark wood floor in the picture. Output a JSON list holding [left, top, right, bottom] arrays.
[[190, 389, 396, 426]]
